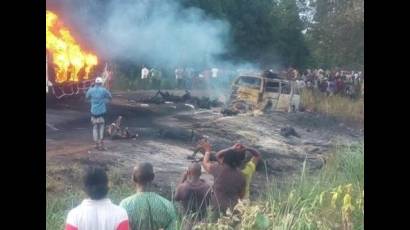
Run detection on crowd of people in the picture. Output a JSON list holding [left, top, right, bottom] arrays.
[[98, 63, 364, 99], [138, 66, 364, 98], [281, 68, 364, 98], [65, 140, 262, 230], [79, 65, 363, 230], [75, 76, 263, 230]]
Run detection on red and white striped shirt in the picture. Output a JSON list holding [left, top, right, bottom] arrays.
[[65, 198, 129, 230]]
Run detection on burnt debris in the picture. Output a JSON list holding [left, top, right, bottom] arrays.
[[221, 107, 239, 116], [280, 126, 300, 138], [132, 90, 223, 109], [106, 116, 135, 139]]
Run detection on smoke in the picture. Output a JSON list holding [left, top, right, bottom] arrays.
[[47, 0, 230, 68], [46, 0, 286, 100]]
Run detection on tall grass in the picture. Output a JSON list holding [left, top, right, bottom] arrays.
[[46, 192, 82, 230], [46, 144, 364, 230], [300, 89, 364, 124], [266, 144, 364, 230], [194, 143, 364, 230]]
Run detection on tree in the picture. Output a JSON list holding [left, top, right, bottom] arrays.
[[306, 0, 364, 69], [275, 0, 311, 68], [181, 0, 311, 68]]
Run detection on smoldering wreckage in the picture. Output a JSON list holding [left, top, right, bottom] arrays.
[[106, 73, 302, 142], [103, 79, 307, 166], [46, 9, 361, 200]]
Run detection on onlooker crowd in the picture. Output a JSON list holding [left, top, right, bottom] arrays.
[[135, 65, 364, 98], [65, 140, 262, 230], [281, 68, 364, 98]]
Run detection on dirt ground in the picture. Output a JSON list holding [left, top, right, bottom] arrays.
[[46, 90, 363, 199]]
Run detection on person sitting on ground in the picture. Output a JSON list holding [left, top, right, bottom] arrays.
[[106, 116, 133, 140], [199, 140, 246, 214], [120, 163, 177, 230], [175, 163, 211, 229], [65, 166, 129, 230]]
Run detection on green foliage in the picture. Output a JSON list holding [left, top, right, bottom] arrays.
[[306, 0, 364, 69], [47, 144, 364, 230], [194, 144, 364, 230], [111, 0, 363, 82], [181, 0, 311, 68]]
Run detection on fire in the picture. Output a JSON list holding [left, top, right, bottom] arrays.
[[46, 10, 98, 83]]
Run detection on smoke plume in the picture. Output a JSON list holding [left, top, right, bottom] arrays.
[[47, 0, 230, 68]]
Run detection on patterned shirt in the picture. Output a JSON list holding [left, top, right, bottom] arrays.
[[120, 192, 177, 230]]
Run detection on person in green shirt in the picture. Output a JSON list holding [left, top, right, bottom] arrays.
[[120, 163, 177, 230]]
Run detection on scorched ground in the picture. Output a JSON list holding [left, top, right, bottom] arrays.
[[46, 90, 363, 199]]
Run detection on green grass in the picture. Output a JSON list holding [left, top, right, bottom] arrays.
[[300, 89, 364, 125], [265, 143, 364, 230], [46, 144, 364, 230], [194, 143, 364, 230]]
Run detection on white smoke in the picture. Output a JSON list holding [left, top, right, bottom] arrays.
[[47, 0, 230, 68]]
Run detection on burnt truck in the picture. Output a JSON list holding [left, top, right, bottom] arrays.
[[46, 53, 110, 99], [227, 71, 300, 113]]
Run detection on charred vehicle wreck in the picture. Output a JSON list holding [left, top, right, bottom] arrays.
[[223, 70, 300, 115]]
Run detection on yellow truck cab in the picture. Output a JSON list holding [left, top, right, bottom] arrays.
[[229, 72, 300, 112]]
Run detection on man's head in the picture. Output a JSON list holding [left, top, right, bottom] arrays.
[[187, 163, 202, 180], [83, 166, 109, 200], [132, 162, 155, 186], [95, 77, 103, 86], [223, 149, 245, 169]]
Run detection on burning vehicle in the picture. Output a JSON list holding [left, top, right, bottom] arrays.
[[46, 10, 107, 99], [225, 71, 300, 113]]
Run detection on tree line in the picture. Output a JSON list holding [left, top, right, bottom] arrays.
[[181, 0, 363, 70]]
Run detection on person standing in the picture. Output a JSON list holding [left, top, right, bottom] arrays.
[[141, 65, 150, 89], [141, 66, 149, 80], [150, 68, 162, 90], [65, 166, 129, 230], [175, 67, 184, 89], [86, 77, 112, 150], [185, 67, 194, 90], [199, 141, 246, 214], [211, 67, 219, 89], [120, 163, 177, 230], [239, 145, 261, 200]]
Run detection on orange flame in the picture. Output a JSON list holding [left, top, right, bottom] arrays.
[[46, 10, 98, 83]]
